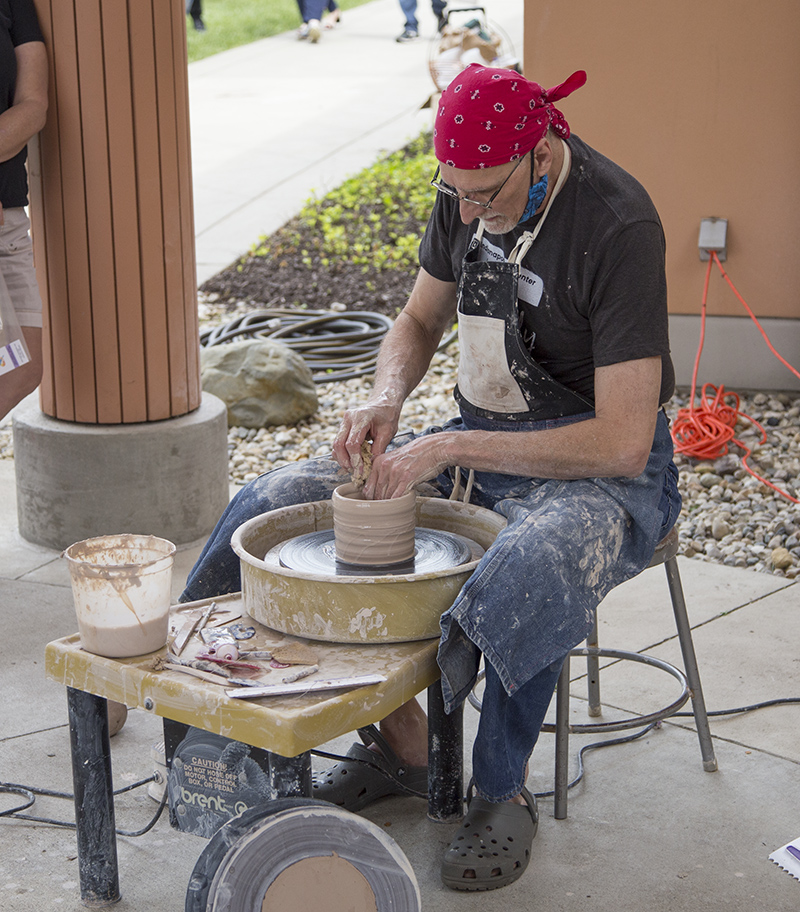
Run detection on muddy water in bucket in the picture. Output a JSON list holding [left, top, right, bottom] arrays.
[[332, 483, 416, 567], [64, 534, 176, 658]]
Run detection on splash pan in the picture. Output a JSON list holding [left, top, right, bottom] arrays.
[[231, 497, 507, 643]]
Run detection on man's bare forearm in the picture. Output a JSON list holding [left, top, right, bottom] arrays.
[[0, 43, 48, 164], [362, 356, 664, 499], [368, 310, 442, 407], [367, 268, 457, 408]]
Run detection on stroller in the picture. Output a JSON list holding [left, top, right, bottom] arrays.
[[428, 5, 520, 94]]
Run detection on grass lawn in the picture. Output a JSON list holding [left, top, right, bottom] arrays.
[[186, 0, 374, 62]]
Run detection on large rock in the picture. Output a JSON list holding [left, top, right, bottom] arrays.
[[201, 339, 318, 428]]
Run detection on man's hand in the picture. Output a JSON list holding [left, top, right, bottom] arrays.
[[361, 433, 453, 500], [332, 269, 459, 486], [331, 392, 402, 480]]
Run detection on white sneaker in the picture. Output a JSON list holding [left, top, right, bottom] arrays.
[[297, 23, 309, 39], [308, 19, 321, 42]]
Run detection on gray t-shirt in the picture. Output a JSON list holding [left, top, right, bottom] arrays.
[[419, 134, 675, 406]]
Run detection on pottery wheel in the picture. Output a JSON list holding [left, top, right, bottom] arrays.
[[278, 528, 475, 577]]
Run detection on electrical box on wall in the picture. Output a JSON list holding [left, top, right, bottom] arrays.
[[698, 217, 728, 262]]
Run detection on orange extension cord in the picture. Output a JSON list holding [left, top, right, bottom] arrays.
[[670, 251, 800, 505]]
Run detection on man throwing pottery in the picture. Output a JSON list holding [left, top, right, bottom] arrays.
[[182, 64, 679, 892]]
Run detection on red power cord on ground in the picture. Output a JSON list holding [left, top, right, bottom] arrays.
[[670, 251, 800, 504]]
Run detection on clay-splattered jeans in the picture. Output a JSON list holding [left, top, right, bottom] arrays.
[[181, 410, 680, 802]]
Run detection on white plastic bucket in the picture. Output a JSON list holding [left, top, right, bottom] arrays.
[[64, 534, 176, 658]]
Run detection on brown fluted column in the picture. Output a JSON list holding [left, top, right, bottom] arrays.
[[15, 0, 228, 550], [29, 0, 200, 423]]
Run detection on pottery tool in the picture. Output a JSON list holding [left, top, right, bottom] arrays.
[[769, 839, 800, 881], [228, 676, 271, 687], [351, 439, 373, 488], [208, 642, 240, 662], [281, 664, 319, 684], [228, 623, 256, 639], [196, 652, 263, 671], [196, 601, 217, 634], [226, 673, 386, 699], [171, 600, 218, 655], [239, 649, 273, 660], [200, 625, 237, 650], [162, 662, 232, 686], [206, 611, 244, 628], [271, 643, 319, 666], [156, 651, 251, 684]]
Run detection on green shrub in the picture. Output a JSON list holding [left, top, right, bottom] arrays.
[[250, 132, 437, 273]]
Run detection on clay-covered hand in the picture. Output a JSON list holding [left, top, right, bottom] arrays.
[[332, 394, 401, 481], [362, 434, 452, 500]]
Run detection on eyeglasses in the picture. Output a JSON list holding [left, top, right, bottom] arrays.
[[430, 154, 527, 210]]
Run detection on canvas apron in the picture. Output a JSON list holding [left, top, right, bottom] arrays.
[[454, 145, 593, 422]]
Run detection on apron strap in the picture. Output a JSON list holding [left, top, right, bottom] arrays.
[[449, 466, 475, 504]]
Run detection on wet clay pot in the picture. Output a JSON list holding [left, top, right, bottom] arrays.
[[332, 483, 416, 567]]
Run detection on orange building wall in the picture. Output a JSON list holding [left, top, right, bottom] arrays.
[[522, 0, 800, 320]]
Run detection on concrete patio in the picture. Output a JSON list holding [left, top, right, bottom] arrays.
[[1, 450, 798, 910]]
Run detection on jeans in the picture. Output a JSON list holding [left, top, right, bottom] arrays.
[[473, 660, 565, 801], [297, 0, 330, 21], [181, 411, 680, 800], [436, 410, 680, 799], [399, 0, 446, 32]]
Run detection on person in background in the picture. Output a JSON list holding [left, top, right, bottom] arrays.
[[0, 0, 48, 421], [187, 0, 205, 32], [296, 0, 340, 42], [396, 0, 447, 42], [323, 0, 342, 30]]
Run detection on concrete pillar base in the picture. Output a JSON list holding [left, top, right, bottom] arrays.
[[12, 392, 230, 551]]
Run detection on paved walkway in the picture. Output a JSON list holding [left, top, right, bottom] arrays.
[[189, 0, 523, 284], [1, 2, 798, 909]]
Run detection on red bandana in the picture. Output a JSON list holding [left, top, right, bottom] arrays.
[[434, 64, 587, 169]]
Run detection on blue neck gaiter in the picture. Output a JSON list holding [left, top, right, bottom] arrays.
[[520, 173, 548, 222]]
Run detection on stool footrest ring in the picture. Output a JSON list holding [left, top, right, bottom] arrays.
[[540, 647, 691, 735]]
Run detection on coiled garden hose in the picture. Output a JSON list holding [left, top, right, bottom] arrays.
[[200, 308, 457, 383]]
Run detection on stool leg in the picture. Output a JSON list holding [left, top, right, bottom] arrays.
[[665, 557, 718, 772], [554, 656, 571, 820], [427, 682, 463, 822], [586, 612, 602, 717]]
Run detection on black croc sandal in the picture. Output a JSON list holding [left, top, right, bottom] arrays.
[[311, 725, 428, 813], [441, 782, 538, 891]]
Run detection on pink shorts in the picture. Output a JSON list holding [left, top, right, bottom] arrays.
[[0, 207, 43, 329]]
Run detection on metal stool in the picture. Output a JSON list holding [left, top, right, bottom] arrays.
[[544, 525, 718, 819]]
